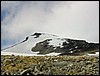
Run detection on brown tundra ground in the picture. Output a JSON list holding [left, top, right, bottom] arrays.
[[1, 55, 99, 75]]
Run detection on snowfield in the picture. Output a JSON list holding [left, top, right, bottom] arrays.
[[1, 51, 99, 56], [1, 51, 61, 56], [2, 34, 55, 52], [87, 52, 99, 56], [1, 33, 64, 56], [1, 33, 99, 56]]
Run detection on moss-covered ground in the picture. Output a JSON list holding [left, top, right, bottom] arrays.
[[1, 55, 99, 75]]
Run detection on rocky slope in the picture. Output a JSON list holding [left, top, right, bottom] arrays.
[[32, 36, 99, 55], [1, 55, 99, 75]]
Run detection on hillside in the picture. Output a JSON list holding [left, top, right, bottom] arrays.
[[1, 32, 99, 56], [1, 55, 99, 75]]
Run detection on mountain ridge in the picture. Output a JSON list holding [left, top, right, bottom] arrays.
[[1, 32, 99, 56]]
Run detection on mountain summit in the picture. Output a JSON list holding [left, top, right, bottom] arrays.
[[1, 32, 99, 56]]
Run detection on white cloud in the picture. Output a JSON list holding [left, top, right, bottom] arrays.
[[42, 1, 99, 42], [1, 1, 99, 48]]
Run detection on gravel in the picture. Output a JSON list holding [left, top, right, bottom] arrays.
[[1, 55, 99, 75]]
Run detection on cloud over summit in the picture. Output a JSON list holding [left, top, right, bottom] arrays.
[[1, 1, 99, 48]]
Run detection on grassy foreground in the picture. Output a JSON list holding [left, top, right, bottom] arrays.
[[1, 55, 99, 75]]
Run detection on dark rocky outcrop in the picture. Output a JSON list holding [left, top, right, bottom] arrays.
[[32, 38, 99, 55], [31, 32, 42, 38]]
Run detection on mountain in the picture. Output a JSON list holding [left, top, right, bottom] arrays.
[[1, 32, 99, 56]]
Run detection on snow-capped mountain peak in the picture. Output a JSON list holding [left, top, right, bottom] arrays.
[[1, 32, 99, 56], [1, 32, 62, 54]]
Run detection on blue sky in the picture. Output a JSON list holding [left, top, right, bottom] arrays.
[[1, 1, 99, 49]]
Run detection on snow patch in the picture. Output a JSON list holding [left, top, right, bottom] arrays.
[[46, 52, 61, 56], [69, 48, 73, 50], [1, 51, 61, 56], [48, 38, 67, 48], [53, 47, 57, 50], [70, 51, 73, 53], [87, 52, 99, 56], [75, 46, 78, 48], [1, 51, 45, 56]]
